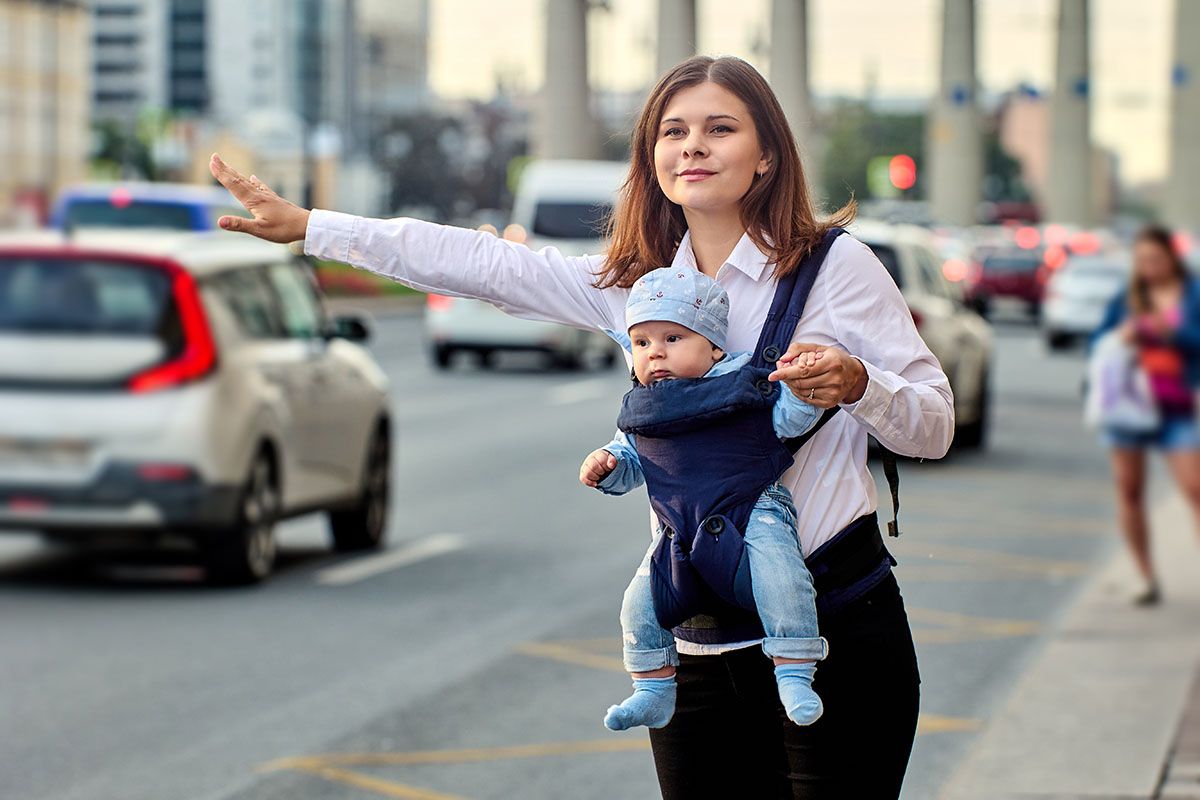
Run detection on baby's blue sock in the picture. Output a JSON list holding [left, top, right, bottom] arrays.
[[603, 676, 676, 731], [775, 663, 823, 726]]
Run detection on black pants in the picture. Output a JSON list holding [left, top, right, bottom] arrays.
[[648, 572, 920, 799]]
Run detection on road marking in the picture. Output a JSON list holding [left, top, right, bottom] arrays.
[[516, 641, 625, 672], [908, 606, 1041, 644], [548, 378, 612, 406], [901, 542, 1091, 578], [917, 714, 981, 735], [314, 534, 464, 587], [288, 763, 462, 799]]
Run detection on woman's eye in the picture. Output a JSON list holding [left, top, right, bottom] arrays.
[[710, 125, 732, 134], [663, 128, 684, 138]]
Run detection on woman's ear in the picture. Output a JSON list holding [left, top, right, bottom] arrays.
[[756, 152, 772, 177]]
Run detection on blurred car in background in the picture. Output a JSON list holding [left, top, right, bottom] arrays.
[[971, 248, 1047, 319], [0, 230, 391, 584], [424, 159, 626, 371], [50, 182, 252, 232], [853, 220, 994, 449], [1042, 252, 1131, 350]]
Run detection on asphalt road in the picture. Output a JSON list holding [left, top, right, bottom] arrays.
[[1, 309, 1120, 800]]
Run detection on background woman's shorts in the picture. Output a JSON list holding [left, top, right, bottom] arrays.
[[1103, 414, 1200, 450]]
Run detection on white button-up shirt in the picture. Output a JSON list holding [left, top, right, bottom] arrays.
[[305, 211, 954, 649]]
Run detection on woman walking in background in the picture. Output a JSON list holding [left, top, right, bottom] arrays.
[[1094, 226, 1200, 605]]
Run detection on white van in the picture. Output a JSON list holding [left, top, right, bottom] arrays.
[[424, 160, 628, 370]]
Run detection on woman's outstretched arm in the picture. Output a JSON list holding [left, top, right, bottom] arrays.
[[209, 154, 621, 332]]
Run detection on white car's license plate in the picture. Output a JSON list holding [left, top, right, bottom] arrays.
[[0, 437, 91, 468]]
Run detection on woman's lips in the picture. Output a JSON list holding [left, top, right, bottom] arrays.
[[680, 171, 715, 183]]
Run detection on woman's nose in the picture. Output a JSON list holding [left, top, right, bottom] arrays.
[[682, 133, 707, 159]]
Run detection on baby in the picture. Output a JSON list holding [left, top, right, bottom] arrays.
[[580, 267, 828, 731]]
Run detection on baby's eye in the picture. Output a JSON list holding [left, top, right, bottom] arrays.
[[634, 339, 648, 347], [666, 335, 681, 343]]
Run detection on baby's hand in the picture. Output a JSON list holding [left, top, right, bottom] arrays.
[[778, 349, 823, 374], [580, 448, 618, 488]]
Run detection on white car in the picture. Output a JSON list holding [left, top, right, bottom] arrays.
[[851, 220, 995, 449], [1042, 253, 1131, 349], [424, 159, 626, 370], [0, 230, 392, 583]]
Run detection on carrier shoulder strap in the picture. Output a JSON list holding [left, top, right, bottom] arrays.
[[753, 228, 903, 537]]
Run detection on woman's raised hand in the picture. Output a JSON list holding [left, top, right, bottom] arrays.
[[768, 342, 869, 408], [208, 154, 311, 244]]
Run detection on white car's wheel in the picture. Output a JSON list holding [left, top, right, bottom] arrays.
[[204, 451, 279, 585], [329, 423, 391, 552]]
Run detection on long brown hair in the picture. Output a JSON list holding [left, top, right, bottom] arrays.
[[1129, 225, 1188, 314], [596, 55, 854, 290]]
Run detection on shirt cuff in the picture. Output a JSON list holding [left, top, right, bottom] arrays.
[[838, 358, 896, 431], [304, 208, 359, 264]]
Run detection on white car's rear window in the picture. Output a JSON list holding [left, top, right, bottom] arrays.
[[0, 258, 173, 336]]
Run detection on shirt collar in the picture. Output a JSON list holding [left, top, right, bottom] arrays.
[[671, 229, 774, 283]]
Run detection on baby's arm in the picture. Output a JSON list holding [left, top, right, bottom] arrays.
[[579, 431, 644, 495], [773, 351, 824, 438]]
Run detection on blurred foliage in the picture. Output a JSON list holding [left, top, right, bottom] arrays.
[[314, 259, 421, 297], [820, 100, 1030, 210], [821, 101, 926, 209], [90, 109, 175, 182], [375, 103, 525, 220]]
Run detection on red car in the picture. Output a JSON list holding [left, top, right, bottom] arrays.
[[969, 249, 1047, 318]]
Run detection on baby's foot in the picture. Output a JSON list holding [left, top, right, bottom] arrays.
[[603, 676, 676, 731], [775, 663, 823, 726]]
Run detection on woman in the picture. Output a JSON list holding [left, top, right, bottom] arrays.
[[211, 56, 953, 798], [1093, 226, 1200, 606]]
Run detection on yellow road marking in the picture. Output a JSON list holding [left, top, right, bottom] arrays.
[[907, 606, 1040, 644], [515, 641, 625, 673], [262, 739, 650, 771], [917, 714, 981, 735], [896, 564, 1039, 582], [289, 763, 464, 800], [901, 543, 1090, 578]]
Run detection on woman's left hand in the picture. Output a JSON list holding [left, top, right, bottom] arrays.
[[768, 343, 868, 408]]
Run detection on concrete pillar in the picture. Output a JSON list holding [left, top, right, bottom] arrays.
[[928, 0, 982, 226], [656, 0, 696, 78], [1046, 0, 1092, 226], [770, 0, 822, 201], [535, 0, 600, 159], [1166, 0, 1200, 233]]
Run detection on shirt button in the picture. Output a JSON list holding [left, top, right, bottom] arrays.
[[763, 345, 781, 362], [756, 379, 774, 396], [703, 516, 725, 535]]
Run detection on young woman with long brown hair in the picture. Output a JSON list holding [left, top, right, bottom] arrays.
[[1093, 226, 1200, 605], [210, 55, 953, 798]]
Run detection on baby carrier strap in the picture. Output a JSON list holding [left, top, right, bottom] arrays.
[[750, 227, 902, 537]]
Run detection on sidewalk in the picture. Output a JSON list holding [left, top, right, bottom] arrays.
[[940, 491, 1200, 799]]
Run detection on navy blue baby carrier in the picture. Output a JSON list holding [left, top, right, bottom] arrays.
[[616, 228, 901, 644]]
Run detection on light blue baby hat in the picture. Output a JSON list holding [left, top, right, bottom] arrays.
[[625, 267, 730, 350]]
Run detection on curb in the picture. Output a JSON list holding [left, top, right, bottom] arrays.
[[939, 491, 1200, 799]]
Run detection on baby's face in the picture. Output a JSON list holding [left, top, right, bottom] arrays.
[[629, 320, 724, 385]]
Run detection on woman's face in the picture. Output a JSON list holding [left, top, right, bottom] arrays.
[[653, 81, 770, 216], [1133, 240, 1177, 285]]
